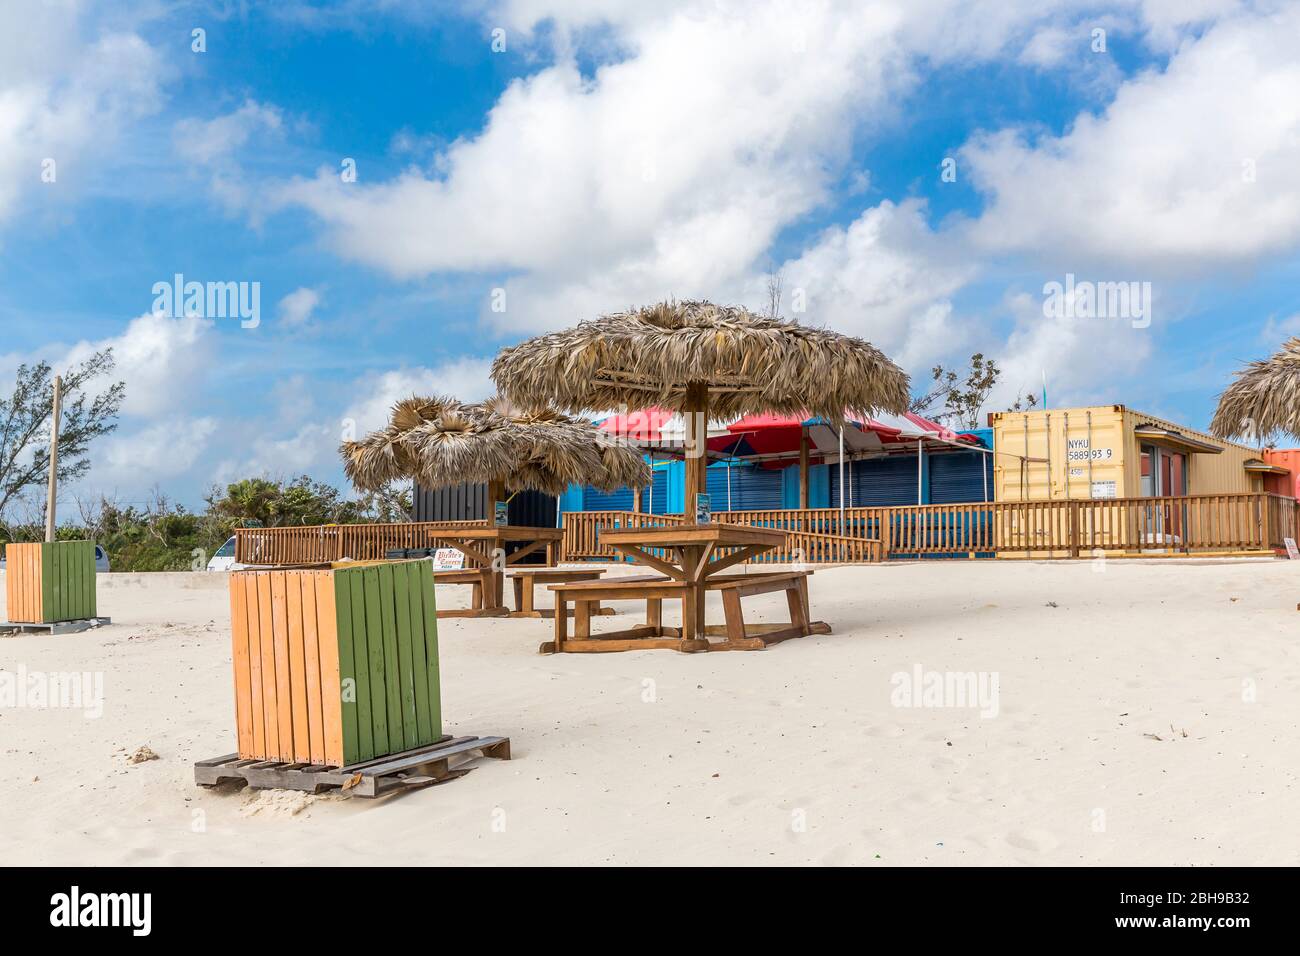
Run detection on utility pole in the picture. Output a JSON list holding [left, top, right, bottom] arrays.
[[45, 375, 62, 543]]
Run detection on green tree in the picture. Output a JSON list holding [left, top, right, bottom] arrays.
[[0, 349, 125, 520], [911, 353, 1017, 429], [205, 475, 400, 527]]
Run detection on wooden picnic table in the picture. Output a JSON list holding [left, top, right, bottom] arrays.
[[426, 526, 563, 618], [588, 522, 830, 650]]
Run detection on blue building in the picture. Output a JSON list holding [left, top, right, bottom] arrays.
[[560, 428, 994, 514]]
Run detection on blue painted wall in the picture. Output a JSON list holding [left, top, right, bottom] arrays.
[[558, 429, 998, 516]]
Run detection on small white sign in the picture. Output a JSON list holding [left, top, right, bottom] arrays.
[[1091, 480, 1117, 499], [431, 547, 465, 570], [1285, 537, 1299, 560]]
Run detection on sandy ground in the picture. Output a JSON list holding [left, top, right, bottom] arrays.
[[1, 558, 1297, 866]]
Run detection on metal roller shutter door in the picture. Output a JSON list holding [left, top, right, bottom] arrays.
[[929, 451, 992, 504], [829, 455, 921, 507], [584, 485, 636, 511]]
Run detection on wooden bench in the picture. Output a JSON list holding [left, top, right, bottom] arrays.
[[540, 576, 709, 655], [507, 568, 615, 618], [702, 570, 831, 651], [430, 568, 508, 618]]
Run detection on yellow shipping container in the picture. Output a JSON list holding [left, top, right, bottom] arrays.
[[989, 406, 1274, 556], [990, 405, 1260, 501]]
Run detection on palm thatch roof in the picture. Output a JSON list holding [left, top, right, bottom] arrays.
[[490, 300, 910, 423], [341, 395, 650, 496], [1210, 338, 1300, 441]]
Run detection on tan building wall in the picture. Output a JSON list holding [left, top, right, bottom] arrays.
[[990, 405, 1260, 503]]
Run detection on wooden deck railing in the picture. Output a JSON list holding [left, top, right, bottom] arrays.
[[233, 493, 1295, 566], [235, 520, 487, 565], [561, 493, 1297, 562]]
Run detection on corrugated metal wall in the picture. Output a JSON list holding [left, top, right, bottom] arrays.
[[1263, 449, 1300, 497], [583, 485, 637, 511], [829, 454, 922, 506], [1121, 408, 1258, 496], [930, 450, 993, 503], [992, 406, 1260, 501], [412, 482, 557, 527], [706, 463, 784, 510]]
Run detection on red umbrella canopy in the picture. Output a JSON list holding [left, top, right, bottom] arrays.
[[707, 410, 967, 467], [597, 406, 676, 442]]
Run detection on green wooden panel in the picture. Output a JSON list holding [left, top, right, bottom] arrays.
[[349, 570, 376, 761], [405, 563, 433, 744], [60, 543, 72, 621], [333, 572, 361, 766], [391, 563, 419, 751], [40, 542, 55, 623], [38, 541, 96, 622], [69, 543, 79, 620], [87, 541, 97, 619], [418, 567, 442, 741], [361, 567, 391, 755], [375, 564, 404, 754], [52, 542, 63, 623]]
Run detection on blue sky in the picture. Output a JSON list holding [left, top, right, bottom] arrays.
[[3, 0, 1299, 513]]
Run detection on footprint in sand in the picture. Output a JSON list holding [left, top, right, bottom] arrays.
[[865, 724, 906, 738], [1006, 829, 1060, 853]]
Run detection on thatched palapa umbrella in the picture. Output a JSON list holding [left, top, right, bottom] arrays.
[[1211, 338, 1300, 443], [490, 300, 910, 516], [341, 394, 651, 512]]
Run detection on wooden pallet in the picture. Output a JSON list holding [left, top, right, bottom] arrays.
[[0, 616, 112, 636], [194, 734, 510, 798]]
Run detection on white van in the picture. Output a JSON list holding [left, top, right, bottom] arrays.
[[206, 536, 248, 572]]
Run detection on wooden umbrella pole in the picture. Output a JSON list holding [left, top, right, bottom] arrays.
[[487, 477, 507, 525], [799, 427, 810, 510], [683, 382, 709, 521]]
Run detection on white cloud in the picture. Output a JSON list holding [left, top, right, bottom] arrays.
[[282, 0, 1239, 355], [173, 100, 285, 166], [283, 0, 927, 332], [1018, 26, 1073, 67], [0, 7, 164, 226], [278, 287, 322, 328], [985, 290, 1154, 412], [99, 417, 220, 482], [342, 358, 497, 434], [62, 313, 214, 419], [212, 356, 497, 487], [777, 199, 977, 367], [962, 3, 1300, 271], [1259, 312, 1300, 343]]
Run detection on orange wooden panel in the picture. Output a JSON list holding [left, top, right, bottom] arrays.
[[300, 572, 326, 765], [270, 572, 294, 762], [314, 569, 345, 766], [8, 543, 43, 623], [243, 573, 266, 759], [29, 544, 42, 622], [284, 573, 311, 762], [255, 572, 279, 759], [228, 573, 254, 757]]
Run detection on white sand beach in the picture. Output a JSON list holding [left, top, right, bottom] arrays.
[[2, 560, 1297, 867]]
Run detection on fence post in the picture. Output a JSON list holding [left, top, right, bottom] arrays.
[[1068, 501, 1080, 558]]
